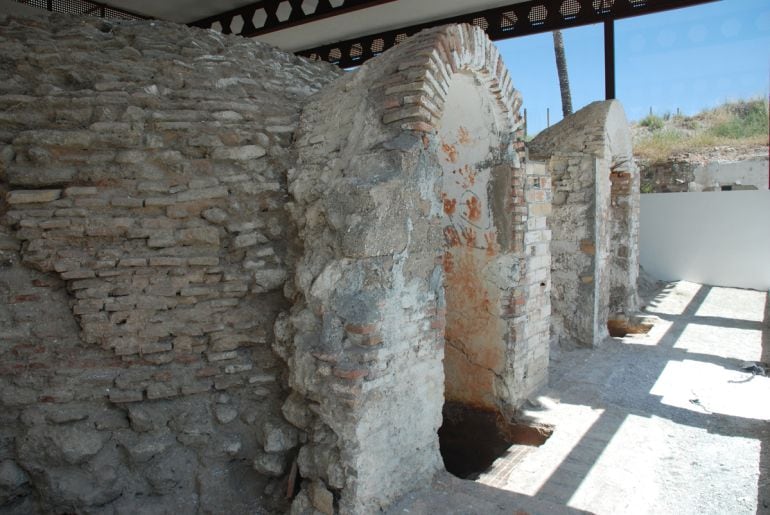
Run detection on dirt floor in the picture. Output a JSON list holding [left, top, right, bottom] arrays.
[[390, 281, 770, 514]]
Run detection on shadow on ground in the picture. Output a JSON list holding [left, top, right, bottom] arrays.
[[515, 282, 770, 513], [388, 282, 769, 514]]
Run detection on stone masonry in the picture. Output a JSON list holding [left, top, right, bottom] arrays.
[[282, 24, 551, 513], [530, 101, 640, 348], [0, 13, 340, 514], [0, 14, 553, 515]]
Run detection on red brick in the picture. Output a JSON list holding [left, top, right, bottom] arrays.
[[345, 323, 378, 335], [333, 367, 368, 381]]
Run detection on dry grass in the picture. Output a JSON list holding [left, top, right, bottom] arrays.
[[633, 99, 769, 163]]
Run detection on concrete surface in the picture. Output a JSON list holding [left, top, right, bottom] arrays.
[[393, 281, 769, 514], [387, 471, 589, 515]]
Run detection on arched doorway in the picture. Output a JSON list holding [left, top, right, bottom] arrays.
[[529, 100, 640, 348], [280, 24, 551, 513]]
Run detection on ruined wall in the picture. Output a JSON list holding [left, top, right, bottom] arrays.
[[282, 24, 550, 514], [639, 158, 695, 193], [530, 100, 638, 348], [639, 150, 769, 193], [1, 15, 553, 515], [0, 14, 340, 513]]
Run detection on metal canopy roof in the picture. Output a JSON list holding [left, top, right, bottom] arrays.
[[7, 0, 718, 71]]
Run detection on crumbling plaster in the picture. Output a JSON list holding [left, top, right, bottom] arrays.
[[0, 12, 644, 515], [282, 24, 551, 513], [0, 13, 340, 514]]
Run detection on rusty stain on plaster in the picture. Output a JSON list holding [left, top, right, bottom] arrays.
[[464, 195, 481, 222], [441, 142, 458, 163], [442, 194, 457, 215], [444, 250, 504, 410], [484, 232, 498, 256], [457, 126, 472, 145], [443, 251, 454, 273]]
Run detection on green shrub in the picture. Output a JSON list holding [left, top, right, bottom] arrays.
[[635, 98, 768, 163], [640, 114, 664, 131], [709, 100, 768, 139]]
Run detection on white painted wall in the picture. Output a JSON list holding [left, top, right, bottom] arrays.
[[640, 190, 770, 291]]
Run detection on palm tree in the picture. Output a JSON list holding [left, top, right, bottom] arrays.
[[552, 30, 573, 117]]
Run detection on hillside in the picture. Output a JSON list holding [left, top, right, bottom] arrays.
[[631, 99, 769, 163]]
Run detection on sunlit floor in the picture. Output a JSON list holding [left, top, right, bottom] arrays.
[[477, 281, 770, 514]]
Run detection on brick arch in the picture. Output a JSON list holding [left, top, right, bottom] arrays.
[[375, 24, 523, 138], [280, 24, 550, 514]]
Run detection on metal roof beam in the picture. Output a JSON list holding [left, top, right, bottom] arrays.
[[295, 0, 719, 68], [10, 0, 149, 20], [189, 0, 397, 37]]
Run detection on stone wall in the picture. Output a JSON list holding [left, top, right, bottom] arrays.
[[0, 13, 340, 513], [282, 24, 550, 514], [530, 100, 639, 348], [639, 149, 769, 193], [1, 15, 553, 515]]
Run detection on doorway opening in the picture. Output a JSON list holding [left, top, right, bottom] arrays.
[[438, 402, 553, 479]]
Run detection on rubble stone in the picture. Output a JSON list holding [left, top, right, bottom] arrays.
[[0, 12, 338, 514], [0, 13, 573, 515], [530, 100, 640, 348]]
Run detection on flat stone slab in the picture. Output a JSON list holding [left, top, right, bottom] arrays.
[[6, 189, 61, 204]]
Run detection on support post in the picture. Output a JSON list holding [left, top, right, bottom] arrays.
[[604, 19, 616, 100]]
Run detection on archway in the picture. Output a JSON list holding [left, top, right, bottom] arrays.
[[529, 100, 640, 348], [438, 71, 511, 412], [280, 24, 551, 513]]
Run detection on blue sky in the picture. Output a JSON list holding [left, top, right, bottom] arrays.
[[496, 0, 770, 135]]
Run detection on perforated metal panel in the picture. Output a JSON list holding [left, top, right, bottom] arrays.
[[12, 0, 147, 20], [472, 16, 489, 31], [371, 38, 384, 53], [560, 0, 581, 19], [500, 10, 518, 31], [528, 4, 548, 25], [296, 0, 717, 68], [191, 0, 394, 37]]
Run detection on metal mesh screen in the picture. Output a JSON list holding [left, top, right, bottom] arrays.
[[528, 4, 548, 25], [13, 0, 147, 20], [500, 10, 517, 31], [560, 0, 581, 18]]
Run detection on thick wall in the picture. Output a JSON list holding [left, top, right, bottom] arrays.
[[1, 15, 554, 515], [282, 24, 550, 514], [530, 100, 639, 347], [640, 190, 770, 291], [0, 14, 340, 514]]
